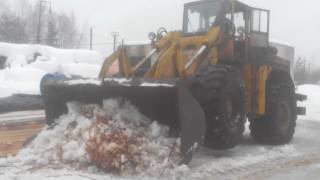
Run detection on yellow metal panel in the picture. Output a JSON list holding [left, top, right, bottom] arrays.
[[119, 48, 133, 78], [145, 46, 170, 77], [151, 43, 178, 78], [205, 27, 221, 47], [209, 47, 218, 65], [154, 32, 181, 49], [99, 47, 134, 79], [218, 38, 234, 60], [175, 48, 188, 77], [257, 65, 272, 115], [178, 36, 206, 48], [241, 64, 272, 115], [98, 50, 120, 79]]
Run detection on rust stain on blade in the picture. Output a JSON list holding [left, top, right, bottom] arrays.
[[0, 110, 46, 156]]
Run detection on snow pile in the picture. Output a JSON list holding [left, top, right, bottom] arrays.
[[6, 54, 28, 67], [0, 99, 180, 177], [0, 42, 103, 66], [0, 66, 47, 97], [60, 63, 101, 78], [0, 42, 104, 97], [297, 85, 320, 120]]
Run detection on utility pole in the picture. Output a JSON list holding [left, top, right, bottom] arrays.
[[111, 32, 119, 52], [36, 2, 43, 43], [90, 27, 93, 50], [302, 58, 307, 83], [36, 0, 51, 44]]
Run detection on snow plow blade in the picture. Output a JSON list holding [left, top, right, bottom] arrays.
[[41, 75, 206, 163]]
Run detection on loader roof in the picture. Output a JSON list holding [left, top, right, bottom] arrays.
[[185, 0, 265, 11]]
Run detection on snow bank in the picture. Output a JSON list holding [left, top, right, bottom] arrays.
[[1, 66, 46, 82], [6, 54, 28, 67], [0, 42, 103, 66], [61, 63, 101, 78], [0, 99, 181, 178], [297, 84, 320, 121], [0, 66, 47, 97], [29, 58, 61, 74], [0, 42, 104, 97]]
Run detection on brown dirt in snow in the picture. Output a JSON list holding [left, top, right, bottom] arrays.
[[0, 111, 45, 156]]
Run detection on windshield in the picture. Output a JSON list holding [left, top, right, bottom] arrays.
[[183, 1, 222, 34]]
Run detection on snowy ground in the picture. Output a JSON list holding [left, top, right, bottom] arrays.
[[0, 85, 319, 180]]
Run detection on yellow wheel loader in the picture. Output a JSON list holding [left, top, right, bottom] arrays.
[[41, 0, 306, 163]]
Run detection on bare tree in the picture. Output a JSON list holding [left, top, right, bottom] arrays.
[[0, 0, 80, 47], [46, 14, 58, 46], [56, 12, 78, 48], [0, 1, 10, 15], [0, 13, 27, 43]]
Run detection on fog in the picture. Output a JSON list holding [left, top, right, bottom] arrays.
[[18, 0, 320, 65]]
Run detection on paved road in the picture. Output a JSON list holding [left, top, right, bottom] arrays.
[[0, 111, 45, 156]]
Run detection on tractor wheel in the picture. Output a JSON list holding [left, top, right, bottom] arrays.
[[250, 82, 297, 144], [191, 65, 246, 149]]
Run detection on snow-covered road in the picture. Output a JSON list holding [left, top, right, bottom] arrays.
[[0, 85, 319, 180], [1, 118, 319, 180], [182, 119, 320, 180]]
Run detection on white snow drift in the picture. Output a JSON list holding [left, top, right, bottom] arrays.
[[0, 42, 104, 98], [297, 84, 320, 121]]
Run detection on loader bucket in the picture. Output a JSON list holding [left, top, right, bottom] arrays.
[[40, 75, 206, 163]]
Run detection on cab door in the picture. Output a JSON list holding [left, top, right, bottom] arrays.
[[249, 8, 270, 47]]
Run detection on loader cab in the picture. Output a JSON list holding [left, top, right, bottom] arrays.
[[183, 0, 223, 35], [183, 0, 270, 61]]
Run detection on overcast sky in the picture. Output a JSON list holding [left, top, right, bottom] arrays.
[[23, 0, 320, 65]]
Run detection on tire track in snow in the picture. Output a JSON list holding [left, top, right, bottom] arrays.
[[183, 148, 320, 180], [240, 153, 320, 180]]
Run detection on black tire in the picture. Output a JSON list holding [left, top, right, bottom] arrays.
[[250, 82, 297, 144], [191, 65, 246, 149]]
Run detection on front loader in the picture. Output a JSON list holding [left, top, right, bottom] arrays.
[[41, 0, 306, 163]]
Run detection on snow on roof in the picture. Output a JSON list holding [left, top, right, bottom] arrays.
[[270, 38, 294, 48], [0, 42, 103, 65], [0, 42, 105, 98]]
